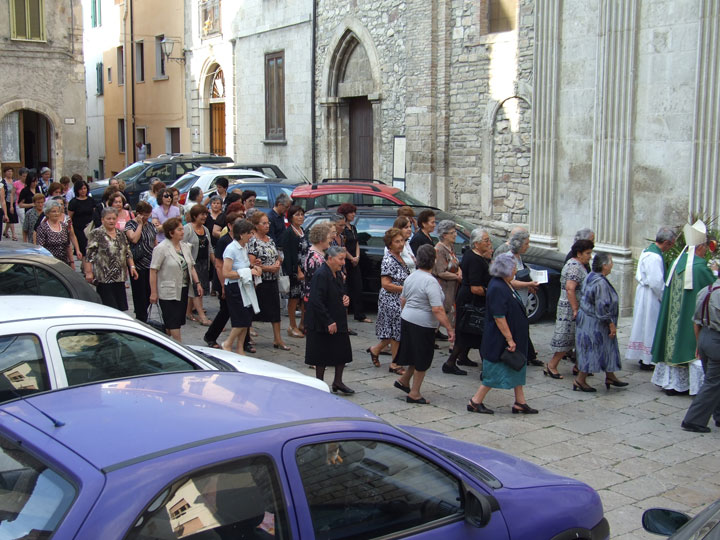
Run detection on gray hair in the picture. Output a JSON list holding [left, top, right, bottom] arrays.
[[489, 252, 516, 278], [656, 226, 676, 244], [329, 213, 345, 223], [470, 227, 490, 246], [436, 219, 456, 238], [275, 193, 291, 207], [326, 245, 346, 258], [101, 206, 119, 218], [245, 207, 261, 220], [416, 244, 436, 270], [209, 195, 223, 204], [574, 228, 595, 242], [43, 198, 64, 214], [309, 221, 333, 245], [591, 252, 612, 273], [508, 229, 530, 254]]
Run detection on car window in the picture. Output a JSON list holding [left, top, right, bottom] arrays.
[[245, 186, 270, 208], [114, 162, 147, 181], [126, 455, 290, 540], [0, 262, 40, 295], [314, 193, 355, 208], [0, 436, 76, 538], [296, 440, 463, 539], [360, 194, 395, 206], [0, 334, 50, 401], [142, 164, 173, 184], [56, 330, 201, 387], [178, 162, 199, 175], [355, 217, 394, 249], [35, 267, 72, 298], [172, 173, 200, 192]]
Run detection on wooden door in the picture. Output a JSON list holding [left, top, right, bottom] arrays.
[[349, 97, 373, 179], [210, 102, 226, 156]]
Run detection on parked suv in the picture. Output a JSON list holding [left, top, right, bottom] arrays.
[[90, 153, 233, 206], [303, 206, 564, 323], [292, 178, 427, 210]]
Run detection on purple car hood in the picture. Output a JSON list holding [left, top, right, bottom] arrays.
[[404, 426, 585, 490]]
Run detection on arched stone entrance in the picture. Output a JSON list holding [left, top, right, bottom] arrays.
[[0, 105, 56, 173], [320, 23, 382, 180]]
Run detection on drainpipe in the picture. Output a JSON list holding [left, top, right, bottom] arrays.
[[310, 1, 318, 183], [130, 0, 136, 159], [122, 0, 128, 167]]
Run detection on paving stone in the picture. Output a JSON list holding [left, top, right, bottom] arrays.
[[610, 476, 671, 500], [611, 457, 666, 479], [603, 504, 648, 536]]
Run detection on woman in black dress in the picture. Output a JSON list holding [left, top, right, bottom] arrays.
[[338, 203, 371, 323], [280, 205, 309, 337], [305, 245, 354, 394], [68, 180, 97, 256], [443, 227, 493, 375]]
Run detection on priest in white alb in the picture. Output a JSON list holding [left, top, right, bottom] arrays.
[[626, 227, 677, 370]]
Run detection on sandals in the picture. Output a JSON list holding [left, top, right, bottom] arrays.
[[198, 318, 212, 326], [366, 347, 381, 367], [543, 366, 564, 379], [287, 328, 304, 338], [243, 344, 257, 354], [393, 381, 410, 393], [406, 396, 429, 404], [273, 343, 291, 351], [357, 318, 372, 323], [388, 365, 405, 375], [467, 399, 494, 414]]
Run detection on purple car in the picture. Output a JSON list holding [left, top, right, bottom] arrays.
[[0, 372, 609, 539]]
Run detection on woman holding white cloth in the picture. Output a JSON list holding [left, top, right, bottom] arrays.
[[222, 219, 262, 354]]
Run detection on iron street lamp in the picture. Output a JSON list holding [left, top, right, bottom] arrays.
[[160, 38, 185, 64]]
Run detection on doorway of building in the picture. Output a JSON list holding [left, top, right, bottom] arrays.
[[0, 110, 53, 172], [208, 66, 226, 156], [349, 97, 373, 179]]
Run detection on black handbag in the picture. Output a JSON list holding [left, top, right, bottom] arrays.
[[500, 348, 526, 371], [460, 304, 485, 335], [146, 304, 166, 334]]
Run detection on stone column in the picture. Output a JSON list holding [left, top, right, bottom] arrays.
[[318, 97, 339, 179], [590, 0, 638, 315], [529, 0, 562, 249], [369, 93, 383, 181], [689, 1, 720, 218]]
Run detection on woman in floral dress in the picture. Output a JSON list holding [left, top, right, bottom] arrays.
[[368, 228, 409, 374], [546, 239, 594, 378]]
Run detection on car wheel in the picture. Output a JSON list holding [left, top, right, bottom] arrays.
[[526, 287, 547, 324]]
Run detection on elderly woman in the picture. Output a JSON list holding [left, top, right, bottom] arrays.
[[150, 217, 202, 342], [84, 207, 138, 310], [151, 188, 181, 242], [338, 203, 371, 323], [281, 205, 310, 337], [248, 211, 289, 350], [443, 227, 493, 375], [467, 252, 537, 415], [303, 221, 334, 304], [546, 239, 595, 378], [183, 204, 214, 326], [305, 245, 354, 393], [394, 245, 454, 404], [36, 198, 79, 268], [125, 201, 156, 322], [329, 214, 346, 249], [574, 253, 628, 392], [222, 220, 262, 354], [108, 191, 133, 231], [369, 228, 410, 373], [434, 220, 462, 324]]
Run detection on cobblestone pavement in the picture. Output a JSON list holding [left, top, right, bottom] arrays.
[[178, 298, 719, 540]]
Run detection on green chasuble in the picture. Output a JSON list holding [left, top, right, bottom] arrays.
[[651, 251, 715, 365]]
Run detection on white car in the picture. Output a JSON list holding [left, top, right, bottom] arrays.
[[171, 166, 270, 202], [0, 296, 328, 401]]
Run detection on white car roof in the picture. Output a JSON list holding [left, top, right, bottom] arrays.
[[193, 167, 268, 179], [1, 296, 134, 323]]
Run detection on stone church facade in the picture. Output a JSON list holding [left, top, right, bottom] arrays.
[[314, 0, 720, 313]]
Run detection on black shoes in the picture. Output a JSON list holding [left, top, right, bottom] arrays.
[[638, 361, 655, 371], [347, 329, 358, 336], [681, 421, 711, 433], [573, 380, 597, 392], [435, 330, 449, 341], [543, 367, 564, 379], [442, 363, 468, 376], [512, 402, 538, 414], [393, 381, 410, 394], [457, 358, 479, 367], [664, 389, 689, 396], [467, 399, 494, 414], [527, 357, 544, 367], [331, 383, 355, 395], [605, 378, 629, 390]]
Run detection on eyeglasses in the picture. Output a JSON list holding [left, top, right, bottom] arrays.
[[162, 194, 172, 198]]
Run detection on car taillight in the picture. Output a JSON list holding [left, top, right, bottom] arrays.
[[179, 193, 187, 205]]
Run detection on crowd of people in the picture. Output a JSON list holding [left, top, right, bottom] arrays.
[[3, 166, 719, 428]]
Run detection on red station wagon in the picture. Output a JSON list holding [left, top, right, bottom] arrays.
[[291, 178, 427, 210]]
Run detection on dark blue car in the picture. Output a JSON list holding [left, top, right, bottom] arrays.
[[0, 372, 608, 539]]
